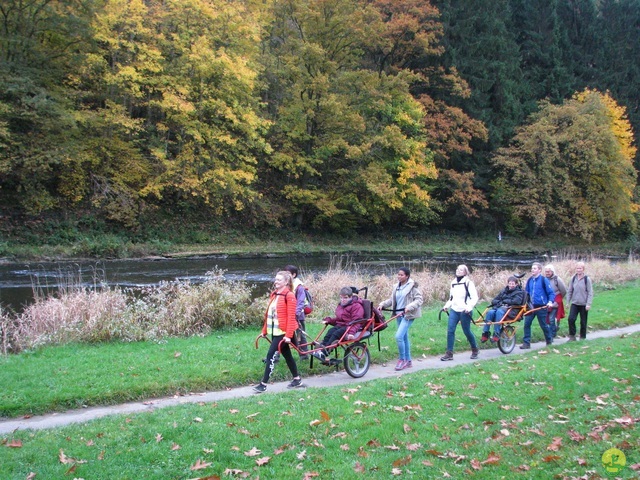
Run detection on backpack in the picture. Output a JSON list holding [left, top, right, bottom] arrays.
[[297, 285, 314, 315], [372, 306, 387, 331], [359, 298, 387, 332]]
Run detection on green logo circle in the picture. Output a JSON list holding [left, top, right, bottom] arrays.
[[602, 448, 626, 474]]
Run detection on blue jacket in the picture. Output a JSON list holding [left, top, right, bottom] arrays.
[[525, 275, 555, 306]]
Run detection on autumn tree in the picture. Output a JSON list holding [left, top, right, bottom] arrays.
[[71, 0, 271, 227], [259, 0, 439, 231], [366, 0, 489, 229], [491, 89, 638, 241], [0, 0, 98, 215]]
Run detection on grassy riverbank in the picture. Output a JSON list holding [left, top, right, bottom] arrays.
[[1, 227, 638, 261], [1, 332, 638, 479], [1, 280, 638, 419]]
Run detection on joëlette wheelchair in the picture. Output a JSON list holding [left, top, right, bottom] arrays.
[[255, 287, 399, 378], [470, 274, 547, 354]]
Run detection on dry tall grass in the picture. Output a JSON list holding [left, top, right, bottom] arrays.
[[304, 257, 640, 318], [4, 269, 262, 353], [2, 258, 638, 354]]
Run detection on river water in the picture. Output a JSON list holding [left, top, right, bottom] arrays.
[[0, 253, 542, 312]]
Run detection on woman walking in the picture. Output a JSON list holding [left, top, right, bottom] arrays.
[[254, 271, 303, 393], [566, 262, 594, 341], [544, 264, 566, 338], [441, 264, 479, 361], [378, 267, 423, 371]]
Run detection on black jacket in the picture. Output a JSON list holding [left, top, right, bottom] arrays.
[[490, 286, 525, 308]]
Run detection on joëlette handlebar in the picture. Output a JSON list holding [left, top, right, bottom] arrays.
[[378, 309, 407, 327], [254, 334, 271, 349], [254, 334, 295, 355]]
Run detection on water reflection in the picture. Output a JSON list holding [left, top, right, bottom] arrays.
[[0, 253, 541, 311]]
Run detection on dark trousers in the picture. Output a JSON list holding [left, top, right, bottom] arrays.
[[323, 326, 347, 348], [293, 318, 309, 353], [568, 304, 589, 338], [261, 334, 299, 384]]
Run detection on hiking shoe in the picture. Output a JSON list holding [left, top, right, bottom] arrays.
[[394, 360, 406, 371], [299, 354, 309, 361], [312, 351, 325, 361], [519, 343, 530, 350], [568, 335, 577, 342], [440, 351, 454, 361], [470, 348, 479, 359], [491, 335, 500, 343], [253, 383, 267, 393], [481, 332, 489, 343], [404, 361, 413, 369], [546, 340, 553, 346], [287, 378, 303, 388]]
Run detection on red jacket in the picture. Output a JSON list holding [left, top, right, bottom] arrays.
[[262, 288, 298, 338], [324, 298, 365, 336]]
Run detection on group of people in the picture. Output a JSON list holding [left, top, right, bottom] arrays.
[[253, 265, 425, 392], [442, 261, 594, 360], [254, 261, 593, 392]]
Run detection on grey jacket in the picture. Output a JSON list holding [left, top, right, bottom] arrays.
[[548, 274, 567, 297], [567, 274, 594, 306], [380, 279, 423, 320]]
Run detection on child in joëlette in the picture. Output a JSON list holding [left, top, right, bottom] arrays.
[[313, 287, 365, 361]]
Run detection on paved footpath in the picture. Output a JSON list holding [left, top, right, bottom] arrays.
[[2, 325, 639, 435]]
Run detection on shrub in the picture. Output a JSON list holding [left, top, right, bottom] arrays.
[[6, 269, 261, 353]]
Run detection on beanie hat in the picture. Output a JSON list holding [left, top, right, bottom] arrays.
[[339, 287, 353, 296]]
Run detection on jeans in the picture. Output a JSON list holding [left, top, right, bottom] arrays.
[[261, 335, 299, 384], [568, 304, 589, 338], [395, 316, 414, 361], [447, 310, 477, 352], [547, 307, 558, 338], [482, 308, 506, 336], [522, 307, 552, 345]]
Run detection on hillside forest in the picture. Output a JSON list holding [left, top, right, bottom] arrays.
[[0, 0, 638, 243]]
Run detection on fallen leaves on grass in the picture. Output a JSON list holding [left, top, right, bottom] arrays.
[[190, 459, 212, 471], [6, 439, 22, 448], [58, 449, 86, 465], [567, 430, 585, 442], [546, 437, 563, 451], [244, 447, 261, 457], [392, 455, 412, 467]]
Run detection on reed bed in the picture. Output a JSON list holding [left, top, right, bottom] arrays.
[[1, 257, 638, 354]]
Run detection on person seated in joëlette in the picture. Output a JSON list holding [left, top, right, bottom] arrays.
[[312, 287, 365, 361], [481, 276, 525, 343]]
